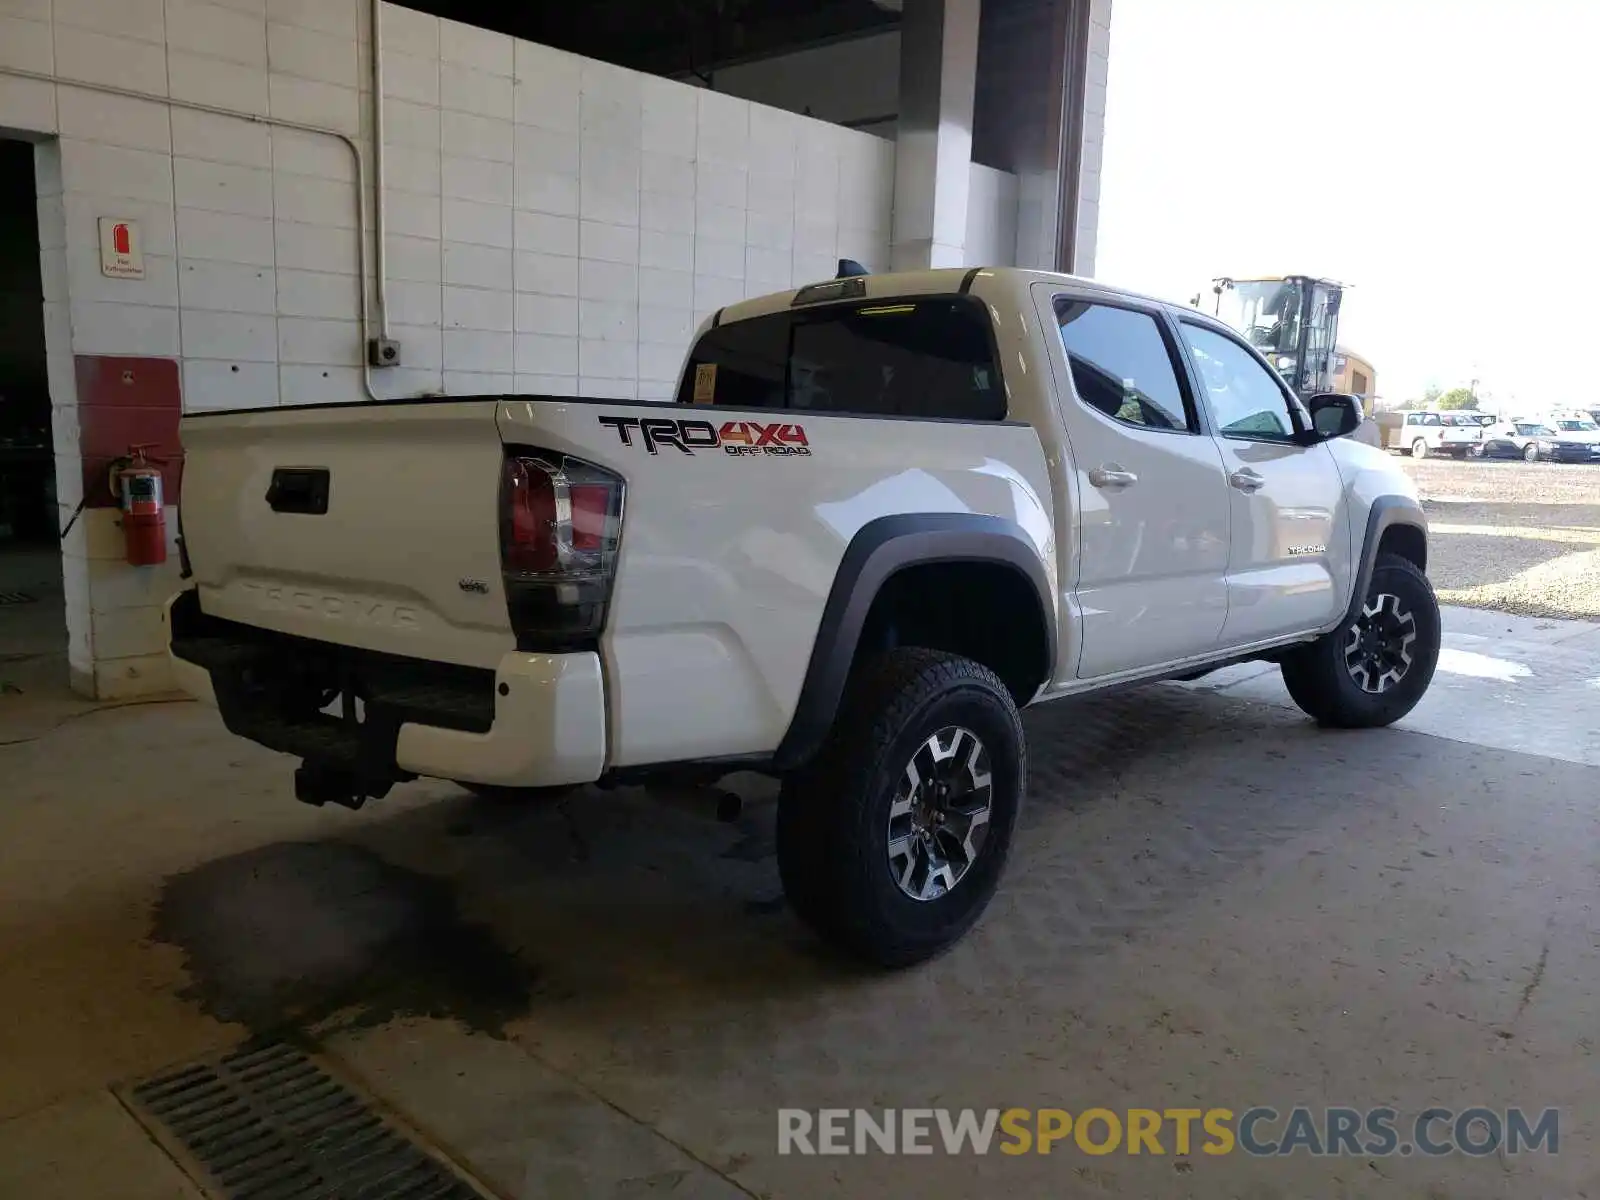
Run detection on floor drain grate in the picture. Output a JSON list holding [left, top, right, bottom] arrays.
[[0, 591, 35, 606], [122, 1041, 490, 1200]]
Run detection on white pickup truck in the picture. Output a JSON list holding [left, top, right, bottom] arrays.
[[1401, 410, 1489, 459], [168, 266, 1438, 967]]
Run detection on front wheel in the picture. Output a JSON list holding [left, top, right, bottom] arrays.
[[1411, 438, 1428, 459], [777, 648, 1025, 967], [1280, 553, 1440, 728], [1524, 443, 1540, 463]]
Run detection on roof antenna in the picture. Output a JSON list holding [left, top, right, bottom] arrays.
[[836, 258, 869, 279]]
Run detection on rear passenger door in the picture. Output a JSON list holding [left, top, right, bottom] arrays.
[[1035, 287, 1233, 678]]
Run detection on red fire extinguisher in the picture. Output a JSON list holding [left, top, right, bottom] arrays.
[[112, 444, 167, 567]]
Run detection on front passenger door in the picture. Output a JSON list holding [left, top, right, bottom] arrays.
[[1176, 319, 1351, 648]]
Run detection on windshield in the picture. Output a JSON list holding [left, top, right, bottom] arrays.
[[1518, 424, 1554, 436], [1215, 280, 1302, 356], [1556, 419, 1598, 431]]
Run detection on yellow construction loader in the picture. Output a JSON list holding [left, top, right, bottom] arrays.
[[1199, 275, 1381, 446]]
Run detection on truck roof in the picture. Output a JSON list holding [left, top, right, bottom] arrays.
[[712, 266, 1193, 329]]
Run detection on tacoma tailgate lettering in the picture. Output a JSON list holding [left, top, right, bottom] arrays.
[[241, 582, 419, 630]]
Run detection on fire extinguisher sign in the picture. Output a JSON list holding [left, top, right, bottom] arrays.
[[98, 218, 145, 279]]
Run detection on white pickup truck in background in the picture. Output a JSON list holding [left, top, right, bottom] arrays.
[[168, 266, 1438, 966], [1401, 410, 1491, 458]]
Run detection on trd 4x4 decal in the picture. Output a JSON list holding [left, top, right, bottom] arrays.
[[599, 415, 812, 457]]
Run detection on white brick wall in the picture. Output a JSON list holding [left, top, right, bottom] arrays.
[[0, 0, 896, 694], [7, 0, 896, 412]]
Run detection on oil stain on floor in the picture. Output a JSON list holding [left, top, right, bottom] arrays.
[[151, 840, 536, 1038]]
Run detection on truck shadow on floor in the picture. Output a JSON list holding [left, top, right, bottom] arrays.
[[149, 685, 1431, 1054]]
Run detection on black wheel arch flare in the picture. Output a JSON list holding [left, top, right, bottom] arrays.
[[773, 513, 1056, 771], [1343, 495, 1428, 628]]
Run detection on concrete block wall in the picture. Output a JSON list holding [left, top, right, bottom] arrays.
[[364, 7, 896, 404], [0, 0, 901, 697]]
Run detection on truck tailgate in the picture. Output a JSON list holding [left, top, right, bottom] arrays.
[[179, 400, 512, 668]]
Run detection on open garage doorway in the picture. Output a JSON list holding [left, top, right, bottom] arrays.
[[0, 137, 62, 698]]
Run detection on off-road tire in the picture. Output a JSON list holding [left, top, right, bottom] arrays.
[[777, 647, 1026, 968], [1411, 438, 1428, 459], [1280, 553, 1440, 728]]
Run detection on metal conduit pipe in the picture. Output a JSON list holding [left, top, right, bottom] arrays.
[[370, 0, 391, 343], [0, 65, 386, 401]]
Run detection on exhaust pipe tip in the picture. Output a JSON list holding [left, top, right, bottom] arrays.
[[645, 782, 744, 823], [714, 788, 742, 823]]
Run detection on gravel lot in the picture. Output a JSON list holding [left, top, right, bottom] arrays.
[[1402, 457, 1600, 618]]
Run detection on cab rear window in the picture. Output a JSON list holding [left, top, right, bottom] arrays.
[[676, 298, 1005, 421]]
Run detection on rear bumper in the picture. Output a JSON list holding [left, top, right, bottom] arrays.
[[165, 589, 606, 790], [394, 651, 606, 787]]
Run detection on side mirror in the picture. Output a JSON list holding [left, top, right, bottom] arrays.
[[1306, 392, 1362, 441]]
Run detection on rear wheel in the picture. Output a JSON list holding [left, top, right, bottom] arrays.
[[1468, 442, 1486, 458], [1280, 553, 1440, 728], [1411, 438, 1428, 459], [777, 647, 1025, 968], [1524, 443, 1540, 463]]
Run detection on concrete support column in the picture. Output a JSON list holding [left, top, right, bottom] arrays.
[[890, 0, 980, 271], [1073, 0, 1113, 276], [972, 0, 1111, 274]]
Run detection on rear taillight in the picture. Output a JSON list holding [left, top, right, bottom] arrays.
[[499, 450, 625, 651]]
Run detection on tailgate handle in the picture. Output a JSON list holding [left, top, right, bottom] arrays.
[[266, 468, 330, 515]]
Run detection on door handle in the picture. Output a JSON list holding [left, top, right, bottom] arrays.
[[266, 467, 330, 514], [1088, 464, 1138, 489], [1228, 468, 1265, 493]]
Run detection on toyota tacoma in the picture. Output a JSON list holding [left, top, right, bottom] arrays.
[[168, 266, 1439, 967]]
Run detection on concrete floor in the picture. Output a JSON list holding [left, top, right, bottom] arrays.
[[2, 607, 1599, 1198]]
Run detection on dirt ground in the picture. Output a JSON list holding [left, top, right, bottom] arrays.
[[1401, 457, 1600, 619]]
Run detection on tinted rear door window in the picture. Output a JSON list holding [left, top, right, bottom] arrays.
[[1055, 300, 1196, 432]]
